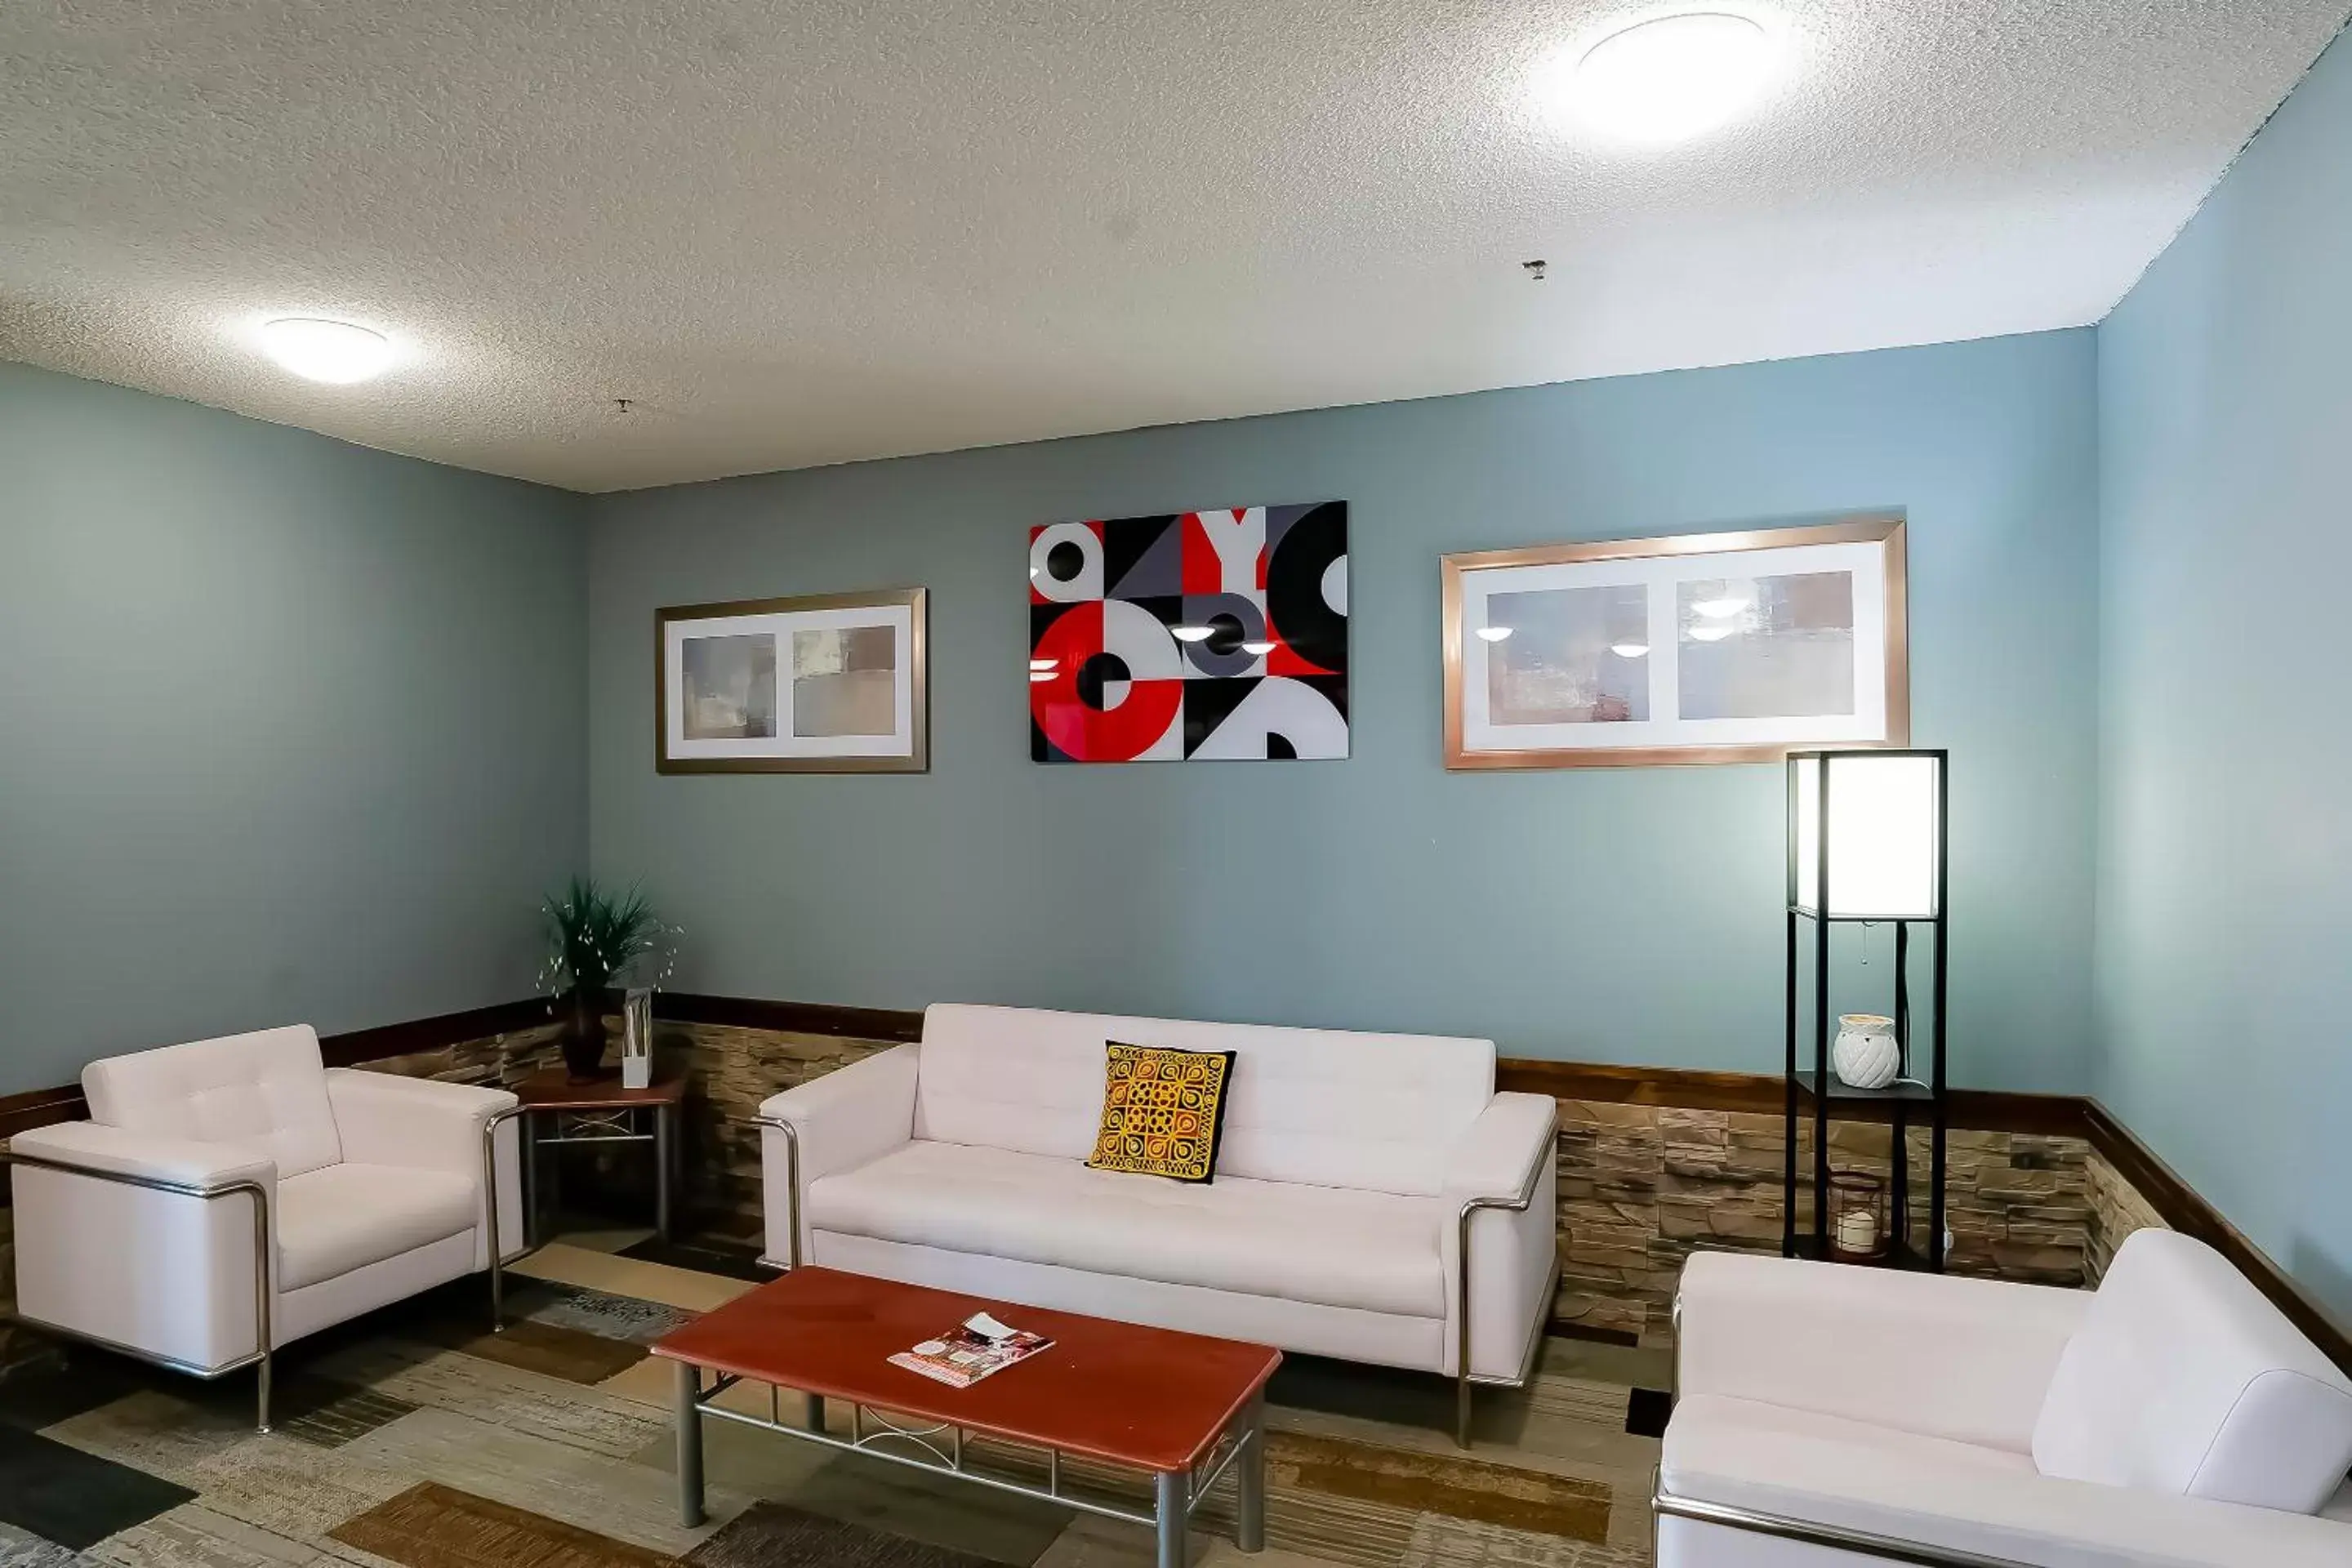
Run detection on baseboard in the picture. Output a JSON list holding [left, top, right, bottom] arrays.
[[0, 1086, 90, 1142], [0, 997, 563, 1169], [1492, 1058, 2090, 1137], [2081, 1101, 2350, 1374], [647, 991, 924, 1043], [318, 997, 561, 1069]]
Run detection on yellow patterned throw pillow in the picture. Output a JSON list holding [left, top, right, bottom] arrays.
[[1085, 1042, 1236, 1183]]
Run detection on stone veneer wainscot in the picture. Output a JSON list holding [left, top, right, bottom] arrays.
[[623, 1017, 2183, 1347], [0, 1015, 2184, 1370]]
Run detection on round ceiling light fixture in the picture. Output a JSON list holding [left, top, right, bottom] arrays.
[[1539, 11, 1782, 145], [256, 318, 395, 384]]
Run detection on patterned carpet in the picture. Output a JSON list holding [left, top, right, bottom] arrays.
[[0, 1232, 1667, 1568]]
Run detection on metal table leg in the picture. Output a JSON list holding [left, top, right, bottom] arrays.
[[1155, 1469, 1189, 1568], [675, 1360, 706, 1527], [1236, 1396, 1266, 1552], [521, 1113, 539, 1251], [546, 1116, 564, 1227], [655, 1103, 674, 1244]]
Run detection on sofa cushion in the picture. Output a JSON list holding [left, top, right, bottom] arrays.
[[807, 1139, 1446, 1316], [1664, 1391, 2352, 1567], [84, 1025, 344, 1179], [913, 1004, 1493, 1196], [275, 1162, 476, 1291], [1670, 1392, 2040, 1490], [2033, 1228, 2352, 1513], [1084, 1043, 1235, 1183]]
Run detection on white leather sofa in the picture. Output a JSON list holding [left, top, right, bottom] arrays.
[[760, 1003, 1559, 1443], [4, 1024, 524, 1429], [1658, 1228, 2352, 1567]]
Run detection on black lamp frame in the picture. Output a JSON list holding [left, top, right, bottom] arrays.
[[1782, 747, 1950, 1271]]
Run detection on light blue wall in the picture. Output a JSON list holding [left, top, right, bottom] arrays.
[[0, 363, 588, 1094], [2096, 28, 2352, 1319], [590, 331, 2100, 1087]]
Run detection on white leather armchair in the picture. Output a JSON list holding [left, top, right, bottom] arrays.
[[3, 1024, 524, 1429], [1656, 1229, 2352, 1567]]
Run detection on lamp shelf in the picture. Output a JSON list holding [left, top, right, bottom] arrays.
[[1784, 747, 1951, 1274], [1785, 908, 1940, 925], [1793, 1071, 1936, 1105], [1788, 1233, 1936, 1272]]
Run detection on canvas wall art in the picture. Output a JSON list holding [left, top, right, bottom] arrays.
[[657, 588, 926, 773], [1029, 503, 1349, 763], [1441, 516, 1906, 768]]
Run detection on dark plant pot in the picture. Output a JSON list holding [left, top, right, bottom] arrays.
[[563, 985, 610, 1082]]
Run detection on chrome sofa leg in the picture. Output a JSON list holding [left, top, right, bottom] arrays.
[[249, 1175, 274, 1431], [485, 1107, 520, 1331], [758, 1113, 804, 1270]]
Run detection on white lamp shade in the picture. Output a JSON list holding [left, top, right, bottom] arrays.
[[1793, 752, 1941, 920]]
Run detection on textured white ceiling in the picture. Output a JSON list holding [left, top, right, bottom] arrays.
[[2, 2, 2345, 492]]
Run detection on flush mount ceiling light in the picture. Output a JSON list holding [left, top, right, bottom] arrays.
[[1610, 642, 1651, 658], [256, 318, 394, 384], [1476, 626, 1514, 643], [1536, 11, 1782, 145]]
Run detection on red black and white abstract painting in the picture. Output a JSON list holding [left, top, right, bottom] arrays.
[[1029, 503, 1349, 763]]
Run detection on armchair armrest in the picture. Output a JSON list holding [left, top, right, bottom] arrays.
[[758, 1043, 919, 1268], [1676, 1250, 2091, 1453], [1659, 1390, 2352, 1568], [10, 1120, 276, 1192], [327, 1068, 518, 1164], [4, 1122, 277, 1371], [324, 1070, 523, 1268], [1442, 1092, 1559, 1202], [1438, 1092, 1560, 1392]]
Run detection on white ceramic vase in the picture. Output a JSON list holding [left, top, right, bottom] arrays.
[[1832, 1013, 1901, 1090]]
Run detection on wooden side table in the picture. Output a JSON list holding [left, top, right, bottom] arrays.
[[513, 1068, 688, 1245]]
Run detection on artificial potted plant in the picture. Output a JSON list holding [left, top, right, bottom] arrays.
[[538, 876, 676, 1081]]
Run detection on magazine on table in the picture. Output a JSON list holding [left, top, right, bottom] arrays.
[[888, 1312, 1054, 1388]]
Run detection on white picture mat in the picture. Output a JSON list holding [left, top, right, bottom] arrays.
[[664, 604, 916, 759], [1460, 540, 1891, 753]]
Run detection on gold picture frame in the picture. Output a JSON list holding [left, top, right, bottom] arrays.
[[1441, 516, 1907, 769], [657, 587, 928, 774]]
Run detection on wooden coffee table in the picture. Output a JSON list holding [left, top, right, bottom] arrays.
[[653, 1267, 1278, 1567]]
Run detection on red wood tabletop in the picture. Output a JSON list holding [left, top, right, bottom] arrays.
[[511, 1067, 687, 1110], [652, 1267, 1280, 1472]]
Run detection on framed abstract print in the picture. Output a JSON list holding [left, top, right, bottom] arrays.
[[1029, 502, 1349, 763], [1441, 516, 1907, 768], [657, 588, 926, 773]]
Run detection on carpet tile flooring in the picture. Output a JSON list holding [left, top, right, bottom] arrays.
[[691, 1501, 1005, 1568], [614, 1241, 777, 1287], [0, 1426, 197, 1550], [332, 1483, 678, 1568], [1620, 1392, 1671, 1442], [0, 1232, 1664, 1568]]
